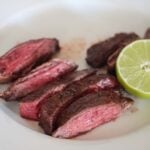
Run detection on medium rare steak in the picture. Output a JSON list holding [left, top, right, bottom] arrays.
[[2, 59, 77, 101], [144, 28, 150, 39], [39, 73, 119, 135], [53, 91, 133, 138], [0, 38, 59, 83], [86, 33, 139, 68], [19, 69, 96, 120]]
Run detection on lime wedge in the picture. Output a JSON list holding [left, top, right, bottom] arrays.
[[116, 40, 150, 99]]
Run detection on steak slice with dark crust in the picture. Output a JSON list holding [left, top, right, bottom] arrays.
[[2, 59, 78, 101], [144, 28, 150, 39], [39, 73, 119, 135], [0, 38, 59, 83], [19, 69, 96, 120], [107, 33, 139, 72], [86, 33, 139, 68], [53, 91, 133, 138], [107, 49, 120, 72]]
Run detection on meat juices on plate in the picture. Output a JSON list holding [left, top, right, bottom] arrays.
[[39, 73, 119, 135], [19, 69, 96, 120], [53, 91, 133, 138], [0, 38, 59, 83], [2, 59, 78, 101]]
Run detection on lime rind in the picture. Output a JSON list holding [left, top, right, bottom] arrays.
[[116, 39, 150, 99], [144, 41, 150, 61], [116, 66, 150, 99]]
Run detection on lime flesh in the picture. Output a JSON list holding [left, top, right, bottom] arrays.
[[116, 40, 150, 99]]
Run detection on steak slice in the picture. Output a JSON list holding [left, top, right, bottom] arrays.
[[2, 59, 78, 101], [107, 49, 120, 72], [53, 91, 133, 138], [107, 33, 139, 72], [19, 69, 96, 120], [39, 73, 119, 135], [0, 38, 59, 83], [86, 33, 139, 68], [144, 28, 150, 39]]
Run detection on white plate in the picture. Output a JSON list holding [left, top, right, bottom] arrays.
[[0, 0, 150, 150]]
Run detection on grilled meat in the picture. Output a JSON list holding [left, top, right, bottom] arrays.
[[53, 91, 133, 138], [2, 59, 77, 101], [39, 73, 119, 135], [19, 69, 95, 120], [0, 38, 59, 83]]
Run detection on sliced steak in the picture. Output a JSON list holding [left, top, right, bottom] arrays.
[[53, 91, 133, 138], [107, 49, 120, 72], [39, 73, 119, 135], [144, 28, 150, 39], [0, 38, 59, 83], [19, 69, 96, 120], [86, 33, 139, 68], [107, 33, 139, 72], [2, 59, 77, 101]]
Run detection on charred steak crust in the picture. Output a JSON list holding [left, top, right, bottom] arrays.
[[0, 38, 60, 83], [3, 59, 78, 101], [21, 69, 96, 103], [0, 31, 141, 138], [39, 73, 119, 135], [53, 91, 133, 138], [57, 91, 133, 127], [107, 33, 140, 72], [86, 33, 139, 68], [19, 69, 96, 120]]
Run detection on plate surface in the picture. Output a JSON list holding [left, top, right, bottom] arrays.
[[0, 0, 150, 149]]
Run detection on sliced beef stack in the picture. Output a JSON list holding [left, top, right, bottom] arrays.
[[0, 38, 59, 83], [0, 32, 139, 139], [38, 72, 121, 135], [86, 28, 150, 71], [1, 59, 77, 101], [19, 69, 96, 120], [54, 91, 133, 138], [86, 32, 139, 71]]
